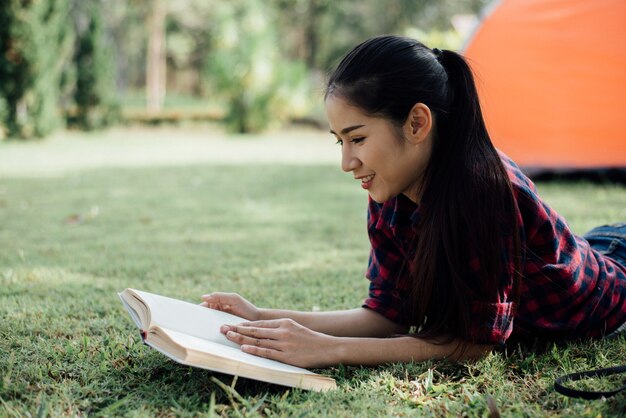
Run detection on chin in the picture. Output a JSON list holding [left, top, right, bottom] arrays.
[[368, 191, 393, 204]]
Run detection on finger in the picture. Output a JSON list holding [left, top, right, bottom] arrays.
[[201, 302, 227, 311], [236, 319, 286, 329], [201, 294, 240, 313], [241, 344, 284, 362], [201, 292, 236, 302], [201, 301, 228, 311], [226, 331, 279, 349], [225, 325, 279, 339]]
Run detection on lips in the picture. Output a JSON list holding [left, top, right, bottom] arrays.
[[360, 174, 375, 183], [358, 174, 375, 189]]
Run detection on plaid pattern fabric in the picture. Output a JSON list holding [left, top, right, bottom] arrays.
[[363, 153, 626, 346]]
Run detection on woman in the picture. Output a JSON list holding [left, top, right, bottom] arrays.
[[201, 36, 626, 368]]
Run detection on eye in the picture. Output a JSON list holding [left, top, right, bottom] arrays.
[[335, 138, 343, 146], [351, 137, 365, 144]]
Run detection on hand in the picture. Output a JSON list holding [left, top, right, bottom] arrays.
[[200, 292, 261, 321], [221, 319, 341, 368]]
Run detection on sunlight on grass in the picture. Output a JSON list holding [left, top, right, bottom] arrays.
[[0, 126, 339, 177]]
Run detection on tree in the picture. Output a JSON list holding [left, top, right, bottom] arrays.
[[0, 0, 73, 139], [205, 0, 310, 133], [73, 0, 119, 130], [146, 0, 167, 112], [271, 0, 490, 72]]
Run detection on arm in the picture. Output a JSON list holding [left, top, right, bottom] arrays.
[[257, 307, 408, 337], [223, 318, 492, 368], [331, 335, 492, 366], [201, 292, 407, 337], [202, 293, 492, 367]]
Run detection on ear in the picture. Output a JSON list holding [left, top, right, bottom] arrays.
[[403, 103, 433, 145]]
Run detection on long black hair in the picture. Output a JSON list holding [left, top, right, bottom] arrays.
[[326, 35, 521, 345]]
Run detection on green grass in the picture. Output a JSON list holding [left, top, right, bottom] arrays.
[[1, 153, 626, 416]]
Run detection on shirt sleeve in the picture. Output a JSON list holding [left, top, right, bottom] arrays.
[[465, 155, 525, 346], [469, 300, 515, 346], [362, 199, 410, 324], [467, 224, 524, 344]]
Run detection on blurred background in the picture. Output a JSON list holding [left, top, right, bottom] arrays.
[[0, 0, 487, 139], [0, 5, 624, 414]]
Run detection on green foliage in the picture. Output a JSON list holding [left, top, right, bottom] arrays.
[[0, 0, 74, 139], [0, 130, 625, 415], [204, 0, 311, 133], [271, 0, 488, 71], [405, 27, 465, 52], [0, 0, 494, 137], [72, 0, 119, 131]]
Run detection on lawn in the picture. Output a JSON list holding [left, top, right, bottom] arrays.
[[1, 128, 625, 416]]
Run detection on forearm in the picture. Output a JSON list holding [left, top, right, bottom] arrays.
[[330, 335, 492, 366], [223, 313, 492, 368], [258, 307, 407, 337], [201, 292, 406, 338]]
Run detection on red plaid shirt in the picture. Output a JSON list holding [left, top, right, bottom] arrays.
[[363, 153, 626, 346]]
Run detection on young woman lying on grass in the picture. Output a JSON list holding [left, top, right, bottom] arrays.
[[201, 35, 626, 368]]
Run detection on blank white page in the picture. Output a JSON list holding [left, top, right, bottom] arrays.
[[131, 289, 244, 349]]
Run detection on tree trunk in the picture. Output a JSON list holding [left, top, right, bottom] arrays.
[[146, 0, 166, 112], [304, 0, 323, 69]]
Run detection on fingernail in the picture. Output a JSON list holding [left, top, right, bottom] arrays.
[[220, 325, 229, 333]]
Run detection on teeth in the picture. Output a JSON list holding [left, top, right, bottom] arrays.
[[361, 174, 375, 183]]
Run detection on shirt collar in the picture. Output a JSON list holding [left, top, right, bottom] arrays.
[[375, 193, 421, 233]]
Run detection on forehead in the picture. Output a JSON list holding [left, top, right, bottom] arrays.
[[325, 96, 372, 130]]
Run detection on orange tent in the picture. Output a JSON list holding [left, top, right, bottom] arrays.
[[463, 0, 626, 170]]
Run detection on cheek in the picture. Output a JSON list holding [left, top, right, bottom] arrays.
[[389, 154, 421, 186]]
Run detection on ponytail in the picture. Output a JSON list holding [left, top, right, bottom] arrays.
[[408, 48, 521, 344]]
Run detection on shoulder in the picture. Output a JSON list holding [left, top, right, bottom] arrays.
[[498, 150, 545, 213], [497, 150, 571, 242], [498, 150, 538, 195]]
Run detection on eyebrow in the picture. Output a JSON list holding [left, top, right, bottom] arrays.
[[329, 124, 365, 136]]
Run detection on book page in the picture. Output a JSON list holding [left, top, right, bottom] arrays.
[[118, 293, 144, 329], [131, 289, 245, 349]]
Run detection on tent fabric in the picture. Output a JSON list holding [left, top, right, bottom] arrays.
[[463, 0, 626, 168]]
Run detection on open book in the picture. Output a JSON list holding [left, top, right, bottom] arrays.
[[118, 288, 337, 392]]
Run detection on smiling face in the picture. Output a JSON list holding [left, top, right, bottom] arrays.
[[325, 95, 434, 204]]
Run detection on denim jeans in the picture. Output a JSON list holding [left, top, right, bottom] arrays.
[[583, 222, 626, 337], [584, 222, 626, 267]]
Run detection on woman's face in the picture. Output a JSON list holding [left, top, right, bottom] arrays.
[[325, 95, 433, 204]]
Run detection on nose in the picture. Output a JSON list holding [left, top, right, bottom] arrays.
[[341, 146, 361, 172]]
